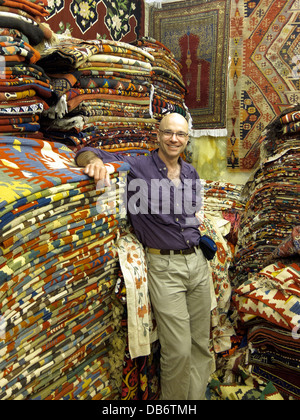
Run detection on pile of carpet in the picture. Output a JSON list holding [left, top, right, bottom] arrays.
[[203, 180, 244, 249], [136, 37, 188, 120], [0, 0, 56, 137], [208, 247, 300, 400], [0, 27, 191, 401], [37, 37, 159, 155], [0, 136, 130, 400], [207, 370, 284, 400], [219, 106, 300, 400], [0, 7, 190, 401], [197, 181, 244, 356], [232, 259, 300, 400], [232, 106, 300, 286], [204, 181, 244, 215], [259, 105, 300, 160]]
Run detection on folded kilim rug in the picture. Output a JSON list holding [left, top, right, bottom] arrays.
[[0, 136, 130, 400], [208, 377, 284, 400], [248, 321, 300, 399]]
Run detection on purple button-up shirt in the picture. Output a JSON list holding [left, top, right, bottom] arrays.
[[76, 148, 202, 250]]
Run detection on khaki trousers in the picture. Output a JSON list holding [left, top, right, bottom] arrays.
[[146, 247, 212, 400]]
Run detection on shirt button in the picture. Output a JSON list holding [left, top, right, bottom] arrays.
[[187, 240, 190, 244]]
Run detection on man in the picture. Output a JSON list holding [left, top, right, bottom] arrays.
[[75, 113, 212, 400]]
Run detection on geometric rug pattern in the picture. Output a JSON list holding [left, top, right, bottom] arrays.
[[227, 0, 300, 170], [45, 0, 145, 43]]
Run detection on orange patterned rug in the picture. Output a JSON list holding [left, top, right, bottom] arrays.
[[227, 0, 300, 170]]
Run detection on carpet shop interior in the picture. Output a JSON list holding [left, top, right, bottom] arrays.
[[0, 0, 299, 401]]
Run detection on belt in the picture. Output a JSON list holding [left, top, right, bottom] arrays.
[[147, 247, 198, 256]]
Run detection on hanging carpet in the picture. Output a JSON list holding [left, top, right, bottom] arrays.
[[149, 0, 230, 134], [227, 0, 300, 170]]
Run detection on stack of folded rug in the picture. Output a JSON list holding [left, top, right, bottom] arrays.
[[232, 260, 300, 400], [208, 371, 284, 400], [136, 37, 187, 120], [0, 136, 130, 400], [232, 107, 300, 286], [37, 37, 159, 156], [204, 181, 244, 215], [208, 233, 300, 400], [0, 0, 56, 137], [203, 180, 244, 249], [197, 181, 244, 355], [229, 107, 300, 398], [259, 105, 300, 160], [209, 107, 300, 400]]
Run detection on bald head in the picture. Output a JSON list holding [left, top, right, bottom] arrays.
[[159, 113, 189, 132]]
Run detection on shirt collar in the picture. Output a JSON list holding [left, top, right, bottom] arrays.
[[152, 148, 192, 178]]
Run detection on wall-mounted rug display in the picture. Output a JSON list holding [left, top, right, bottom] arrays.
[[227, 0, 300, 170], [45, 0, 145, 43], [149, 0, 230, 136]]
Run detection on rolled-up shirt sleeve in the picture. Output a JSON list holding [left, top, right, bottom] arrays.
[[75, 146, 134, 165]]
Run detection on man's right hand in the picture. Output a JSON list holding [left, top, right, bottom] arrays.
[[84, 161, 111, 187], [76, 152, 111, 187]]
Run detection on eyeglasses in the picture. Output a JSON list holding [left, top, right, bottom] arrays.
[[159, 130, 189, 141]]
